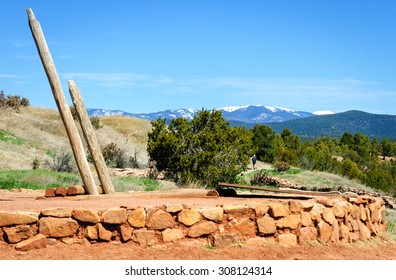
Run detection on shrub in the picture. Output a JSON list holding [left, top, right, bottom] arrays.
[[146, 160, 159, 179], [45, 151, 75, 173], [102, 142, 120, 165], [274, 161, 290, 172], [90, 116, 102, 130], [0, 91, 30, 112], [101, 142, 136, 168], [32, 158, 40, 170], [147, 109, 253, 187]]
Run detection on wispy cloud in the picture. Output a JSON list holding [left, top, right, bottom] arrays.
[[0, 74, 22, 79], [62, 72, 151, 88], [60, 71, 394, 105]]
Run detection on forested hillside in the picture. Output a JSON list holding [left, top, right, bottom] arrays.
[[148, 109, 396, 196], [267, 110, 396, 140]]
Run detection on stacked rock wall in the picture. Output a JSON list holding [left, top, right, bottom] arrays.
[[0, 195, 388, 250]]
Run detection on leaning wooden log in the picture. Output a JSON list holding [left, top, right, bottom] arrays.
[[26, 8, 98, 195], [69, 80, 115, 194], [55, 186, 68, 197], [44, 188, 56, 197]]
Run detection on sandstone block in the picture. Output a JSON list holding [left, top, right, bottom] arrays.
[[301, 211, 313, 227], [97, 223, 112, 241], [119, 225, 133, 242], [44, 188, 56, 197], [278, 233, 297, 247], [229, 218, 257, 237], [0, 228, 4, 243], [322, 208, 336, 225], [289, 201, 301, 214], [257, 216, 277, 235], [357, 220, 371, 241], [165, 204, 183, 213], [0, 210, 39, 227], [269, 203, 289, 218], [4, 225, 33, 244], [380, 206, 386, 223], [318, 221, 332, 243], [275, 214, 301, 230], [162, 228, 184, 243], [316, 197, 334, 207], [55, 186, 67, 197], [178, 209, 201, 226], [350, 204, 360, 219], [133, 229, 156, 246], [333, 201, 346, 218], [298, 226, 318, 244], [347, 216, 359, 232], [102, 207, 127, 224], [339, 223, 350, 242], [366, 220, 379, 236], [200, 207, 224, 223], [254, 204, 270, 217], [330, 220, 340, 243], [359, 204, 367, 221], [15, 234, 47, 251], [41, 208, 72, 218], [127, 207, 146, 228], [85, 225, 98, 240], [312, 203, 325, 215], [188, 221, 217, 238], [39, 217, 79, 238], [147, 210, 175, 230], [299, 201, 314, 211], [310, 209, 322, 223], [349, 231, 359, 242], [72, 208, 101, 224], [223, 204, 249, 214], [368, 202, 380, 223], [213, 233, 241, 248]]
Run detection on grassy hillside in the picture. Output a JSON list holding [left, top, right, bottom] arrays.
[[0, 106, 151, 170]]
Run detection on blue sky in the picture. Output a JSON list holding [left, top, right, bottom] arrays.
[[1, 1, 396, 114]]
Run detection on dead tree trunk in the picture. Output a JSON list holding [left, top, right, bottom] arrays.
[[68, 80, 115, 194], [26, 8, 98, 195]]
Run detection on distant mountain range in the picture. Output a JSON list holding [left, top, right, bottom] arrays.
[[88, 105, 396, 140], [267, 110, 396, 140], [87, 105, 316, 124]]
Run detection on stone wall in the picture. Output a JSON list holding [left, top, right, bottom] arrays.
[[0, 195, 388, 251]]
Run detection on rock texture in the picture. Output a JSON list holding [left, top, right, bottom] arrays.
[[0, 194, 388, 251]]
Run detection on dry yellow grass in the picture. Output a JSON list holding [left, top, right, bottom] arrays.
[[100, 115, 151, 144], [0, 106, 151, 169]]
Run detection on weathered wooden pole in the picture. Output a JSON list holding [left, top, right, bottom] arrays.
[[26, 8, 98, 195], [68, 80, 115, 194]]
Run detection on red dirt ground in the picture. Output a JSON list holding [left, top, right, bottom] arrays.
[[1, 188, 396, 260]]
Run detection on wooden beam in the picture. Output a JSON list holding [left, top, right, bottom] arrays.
[[218, 182, 340, 196], [26, 8, 98, 195], [68, 80, 115, 194]]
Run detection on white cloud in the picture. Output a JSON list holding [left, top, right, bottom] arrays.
[[313, 110, 334, 115], [0, 74, 21, 78]]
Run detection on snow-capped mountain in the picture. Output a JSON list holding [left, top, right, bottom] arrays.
[[87, 105, 316, 124], [218, 105, 314, 123]]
